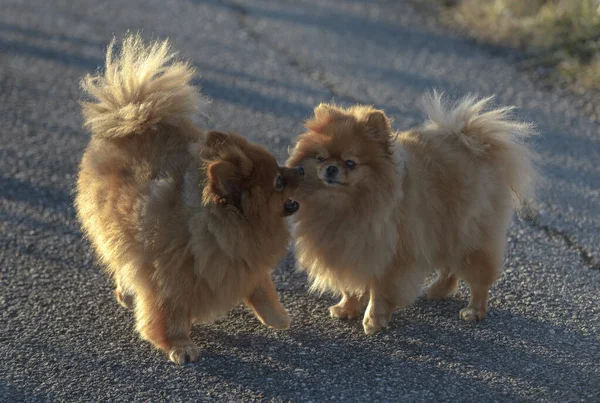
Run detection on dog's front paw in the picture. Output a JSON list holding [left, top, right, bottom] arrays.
[[362, 314, 389, 335], [169, 343, 200, 365], [329, 303, 361, 319], [265, 310, 291, 330], [459, 307, 487, 322]]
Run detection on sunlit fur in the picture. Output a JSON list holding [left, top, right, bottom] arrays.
[[75, 35, 302, 364], [286, 93, 539, 334]]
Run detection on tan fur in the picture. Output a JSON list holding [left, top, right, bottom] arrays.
[[286, 93, 539, 334], [75, 35, 303, 364]]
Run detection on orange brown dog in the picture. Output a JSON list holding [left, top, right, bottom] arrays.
[[287, 94, 539, 334], [75, 35, 303, 363]]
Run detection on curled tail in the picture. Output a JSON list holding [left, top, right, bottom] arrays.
[[81, 34, 208, 139], [419, 91, 540, 211]]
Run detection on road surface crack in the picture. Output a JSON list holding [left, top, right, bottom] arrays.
[[221, 0, 363, 104], [524, 215, 600, 271]]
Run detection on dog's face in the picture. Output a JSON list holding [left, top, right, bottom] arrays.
[[286, 104, 396, 200], [201, 131, 304, 218]]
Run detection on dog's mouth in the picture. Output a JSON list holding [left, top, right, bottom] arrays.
[[322, 178, 349, 187], [283, 199, 300, 216]]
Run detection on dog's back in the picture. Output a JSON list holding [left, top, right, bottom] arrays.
[[75, 34, 206, 276], [397, 93, 540, 264]]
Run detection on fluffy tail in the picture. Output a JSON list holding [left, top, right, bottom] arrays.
[[419, 91, 540, 211], [81, 34, 208, 139]]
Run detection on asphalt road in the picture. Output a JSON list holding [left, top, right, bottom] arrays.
[[1, 0, 599, 401]]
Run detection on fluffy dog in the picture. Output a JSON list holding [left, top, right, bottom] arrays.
[[286, 94, 538, 334], [75, 35, 304, 363]]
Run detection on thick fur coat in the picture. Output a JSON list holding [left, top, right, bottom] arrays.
[[286, 94, 539, 334], [75, 35, 303, 363]]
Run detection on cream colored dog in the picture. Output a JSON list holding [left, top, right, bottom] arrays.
[[287, 94, 539, 334]]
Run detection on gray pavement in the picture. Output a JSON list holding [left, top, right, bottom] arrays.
[[1, 0, 599, 401]]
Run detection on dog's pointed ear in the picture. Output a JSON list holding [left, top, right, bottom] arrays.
[[313, 104, 340, 121], [207, 160, 242, 211], [305, 103, 343, 134], [363, 109, 394, 155], [364, 110, 391, 134]]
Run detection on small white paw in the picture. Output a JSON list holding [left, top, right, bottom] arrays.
[[169, 344, 200, 365], [459, 307, 487, 322], [329, 304, 361, 319], [362, 314, 389, 335]]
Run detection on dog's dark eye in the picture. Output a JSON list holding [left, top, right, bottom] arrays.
[[345, 160, 356, 169], [316, 156, 325, 163], [274, 175, 284, 190]]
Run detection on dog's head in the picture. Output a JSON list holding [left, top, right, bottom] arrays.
[[286, 103, 397, 202], [201, 131, 304, 218]]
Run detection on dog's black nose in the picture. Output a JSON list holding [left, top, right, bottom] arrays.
[[326, 165, 338, 177], [284, 199, 300, 216], [296, 166, 305, 176]]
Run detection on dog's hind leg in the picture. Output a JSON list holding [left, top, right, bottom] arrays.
[[114, 276, 134, 309], [114, 287, 134, 309], [457, 247, 502, 321], [329, 290, 368, 319], [134, 279, 198, 365], [423, 267, 459, 300]]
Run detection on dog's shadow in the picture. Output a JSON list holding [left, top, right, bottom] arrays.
[[31, 264, 597, 401], [179, 289, 598, 401]]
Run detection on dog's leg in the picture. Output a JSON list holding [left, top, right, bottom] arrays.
[[135, 290, 198, 365], [457, 248, 501, 321], [363, 267, 423, 335], [423, 268, 459, 300], [460, 282, 490, 321], [245, 273, 290, 330], [114, 277, 134, 309], [362, 282, 395, 335], [329, 291, 367, 319], [114, 287, 134, 309]]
